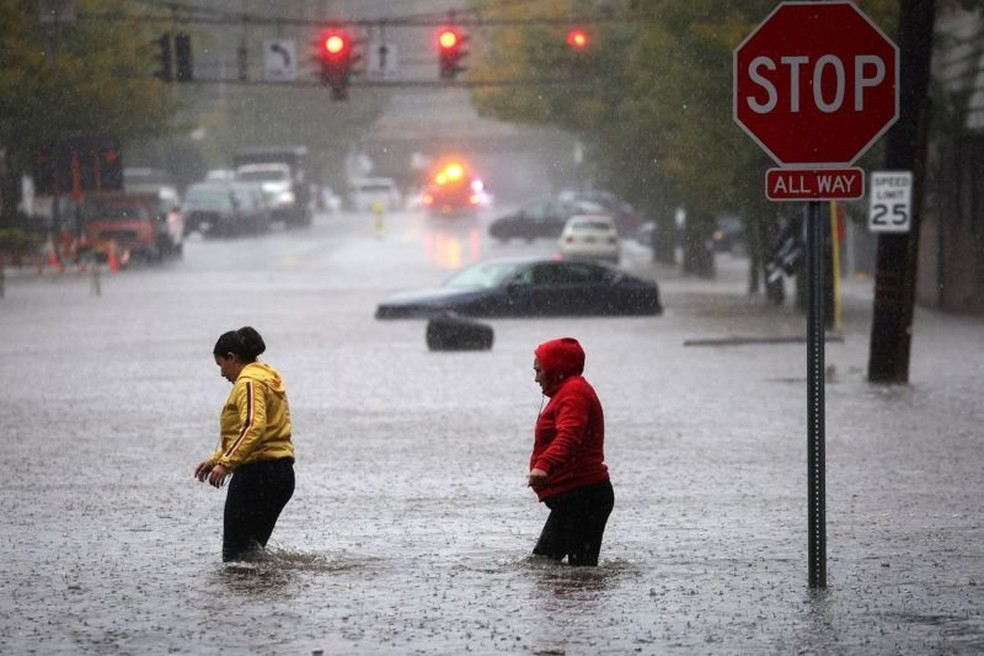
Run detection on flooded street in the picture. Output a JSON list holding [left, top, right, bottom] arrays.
[[1, 209, 982, 654]]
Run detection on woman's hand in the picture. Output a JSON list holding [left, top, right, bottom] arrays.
[[194, 460, 215, 482], [527, 468, 548, 490], [207, 463, 230, 488]]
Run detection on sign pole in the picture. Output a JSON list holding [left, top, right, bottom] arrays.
[[734, 0, 898, 589], [806, 200, 827, 588]]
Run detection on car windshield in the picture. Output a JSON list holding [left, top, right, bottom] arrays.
[[443, 261, 521, 289], [83, 204, 148, 220], [570, 219, 615, 232], [238, 170, 288, 183], [185, 187, 232, 210]]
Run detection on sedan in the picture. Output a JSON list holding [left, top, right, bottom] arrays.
[[488, 197, 606, 242], [375, 257, 662, 319], [557, 214, 621, 263]]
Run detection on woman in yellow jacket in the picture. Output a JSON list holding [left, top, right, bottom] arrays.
[[194, 326, 295, 562]]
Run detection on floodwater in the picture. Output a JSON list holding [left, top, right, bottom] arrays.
[[1, 211, 982, 654]]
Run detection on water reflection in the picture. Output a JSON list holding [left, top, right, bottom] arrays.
[[423, 224, 482, 269]]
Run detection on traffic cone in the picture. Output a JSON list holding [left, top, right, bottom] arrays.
[[47, 238, 60, 268], [107, 240, 120, 273]]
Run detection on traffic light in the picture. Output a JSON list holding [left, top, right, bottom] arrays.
[[319, 28, 355, 100], [33, 145, 57, 196], [96, 137, 123, 191], [153, 33, 172, 82], [566, 28, 589, 51], [174, 32, 193, 82], [437, 27, 468, 80]]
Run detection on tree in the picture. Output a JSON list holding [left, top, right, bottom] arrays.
[[470, 0, 898, 277], [0, 0, 179, 223]]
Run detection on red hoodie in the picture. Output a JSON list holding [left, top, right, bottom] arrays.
[[530, 338, 610, 501]]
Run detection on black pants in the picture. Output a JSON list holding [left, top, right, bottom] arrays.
[[223, 458, 295, 562], [533, 480, 614, 566]]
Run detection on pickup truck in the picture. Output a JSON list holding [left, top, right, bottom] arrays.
[[80, 192, 183, 265]]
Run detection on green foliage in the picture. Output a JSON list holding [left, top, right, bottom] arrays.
[[0, 0, 179, 174], [470, 0, 901, 223]]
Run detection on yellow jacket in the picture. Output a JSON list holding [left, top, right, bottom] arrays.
[[211, 362, 294, 469]]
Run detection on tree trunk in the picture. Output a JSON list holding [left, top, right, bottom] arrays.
[[867, 0, 936, 383]]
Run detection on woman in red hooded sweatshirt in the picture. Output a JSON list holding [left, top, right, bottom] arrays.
[[528, 337, 614, 566]]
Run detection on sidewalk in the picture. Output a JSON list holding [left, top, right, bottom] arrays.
[[629, 247, 881, 336]]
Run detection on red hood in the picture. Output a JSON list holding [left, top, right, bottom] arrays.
[[534, 337, 585, 395]]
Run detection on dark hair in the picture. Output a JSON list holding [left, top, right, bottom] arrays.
[[213, 326, 266, 362]]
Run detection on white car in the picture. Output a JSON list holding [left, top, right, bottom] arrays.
[[348, 177, 402, 213], [557, 214, 621, 263]]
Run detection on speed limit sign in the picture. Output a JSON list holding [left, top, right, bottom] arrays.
[[868, 171, 912, 233]]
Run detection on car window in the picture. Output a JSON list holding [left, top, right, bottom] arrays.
[[530, 262, 581, 285], [539, 261, 612, 284], [237, 169, 288, 183], [569, 219, 615, 232], [567, 261, 615, 283], [83, 204, 149, 221], [444, 261, 519, 289], [185, 187, 233, 211], [520, 201, 540, 220], [232, 188, 260, 209]]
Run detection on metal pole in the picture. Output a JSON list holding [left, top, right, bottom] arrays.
[[807, 200, 827, 588]]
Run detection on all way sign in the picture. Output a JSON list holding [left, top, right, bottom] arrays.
[[766, 167, 865, 201]]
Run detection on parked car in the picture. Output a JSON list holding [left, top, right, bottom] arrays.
[[80, 192, 182, 264], [183, 181, 262, 236], [557, 214, 621, 263], [348, 177, 402, 212], [375, 256, 662, 319], [558, 189, 643, 235], [488, 197, 606, 243]]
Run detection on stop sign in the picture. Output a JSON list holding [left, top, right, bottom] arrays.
[[734, 1, 899, 167]]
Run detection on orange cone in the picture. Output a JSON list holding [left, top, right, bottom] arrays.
[[47, 238, 60, 268], [107, 241, 120, 273]]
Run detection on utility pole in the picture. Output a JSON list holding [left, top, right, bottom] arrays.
[[867, 0, 936, 383]]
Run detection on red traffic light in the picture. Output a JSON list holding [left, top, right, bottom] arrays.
[[318, 28, 356, 100], [439, 30, 459, 50], [321, 30, 350, 57], [325, 35, 345, 54], [437, 26, 468, 79], [567, 28, 589, 50]]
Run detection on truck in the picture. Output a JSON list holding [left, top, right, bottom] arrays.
[[79, 191, 183, 265], [232, 146, 312, 228], [421, 158, 484, 218]]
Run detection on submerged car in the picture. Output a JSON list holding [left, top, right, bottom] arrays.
[[375, 256, 662, 319]]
